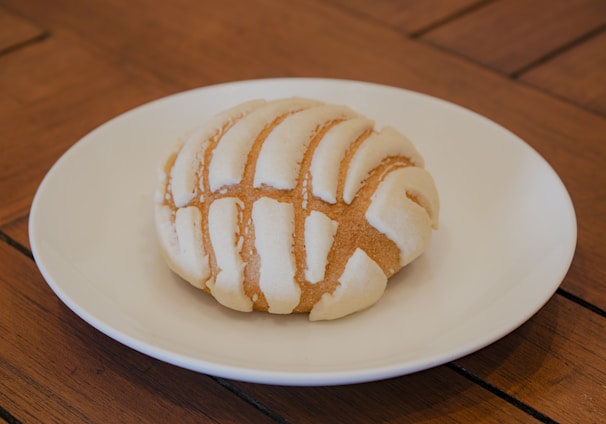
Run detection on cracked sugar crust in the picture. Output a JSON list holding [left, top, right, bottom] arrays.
[[154, 97, 439, 320]]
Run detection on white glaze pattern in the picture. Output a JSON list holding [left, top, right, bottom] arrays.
[[343, 127, 424, 204], [252, 197, 300, 314], [174, 206, 210, 287], [310, 117, 373, 204], [155, 97, 439, 320], [254, 105, 357, 190], [172, 100, 265, 206], [209, 98, 320, 192], [207, 198, 252, 312], [304, 211, 339, 284], [366, 167, 437, 266], [309, 248, 387, 321]]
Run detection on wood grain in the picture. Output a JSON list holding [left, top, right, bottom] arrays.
[[521, 29, 606, 117], [0, 211, 543, 423], [0, 192, 606, 422], [0, 35, 176, 226], [0, 7, 44, 52], [0, 240, 278, 423], [228, 366, 542, 423], [422, 0, 606, 74], [228, 294, 606, 424], [455, 295, 606, 423], [0, 215, 29, 250], [1, 0, 605, 309], [325, 0, 484, 34], [1, 0, 606, 421]]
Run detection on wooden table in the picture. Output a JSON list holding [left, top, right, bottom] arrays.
[[1, 1, 605, 422]]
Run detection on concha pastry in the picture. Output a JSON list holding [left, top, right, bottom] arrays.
[[154, 97, 439, 321]]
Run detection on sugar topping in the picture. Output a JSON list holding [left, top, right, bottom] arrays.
[[170, 128, 210, 207], [171, 99, 265, 207], [254, 105, 357, 190], [207, 197, 252, 312], [309, 248, 387, 321], [174, 206, 210, 287], [155, 97, 439, 320], [343, 127, 424, 204], [209, 98, 321, 192], [365, 167, 438, 266], [252, 197, 300, 314], [310, 117, 373, 204], [304, 211, 339, 284]]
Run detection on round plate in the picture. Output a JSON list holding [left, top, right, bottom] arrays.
[[29, 78, 576, 386]]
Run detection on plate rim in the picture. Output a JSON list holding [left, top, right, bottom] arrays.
[[29, 77, 577, 386]]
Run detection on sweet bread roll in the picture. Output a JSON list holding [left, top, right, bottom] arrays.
[[154, 97, 439, 320]]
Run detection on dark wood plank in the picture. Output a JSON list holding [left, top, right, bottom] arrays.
[[229, 366, 541, 423], [225, 294, 606, 424], [4, 220, 602, 422], [521, 30, 606, 117], [422, 0, 606, 74], [1, 0, 605, 422], [2, 0, 606, 312], [326, 0, 483, 34], [0, 241, 278, 423], [0, 7, 44, 52], [455, 295, 606, 423], [0, 215, 29, 250], [0, 36, 177, 226], [0, 208, 543, 422]]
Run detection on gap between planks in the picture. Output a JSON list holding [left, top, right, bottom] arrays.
[[0, 224, 601, 424], [0, 30, 50, 57]]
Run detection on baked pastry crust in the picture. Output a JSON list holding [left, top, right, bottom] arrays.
[[154, 97, 439, 320]]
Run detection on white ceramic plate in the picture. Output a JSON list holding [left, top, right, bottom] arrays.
[[30, 78, 576, 386]]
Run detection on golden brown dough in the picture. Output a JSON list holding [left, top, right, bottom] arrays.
[[154, 97, 439, 320]]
